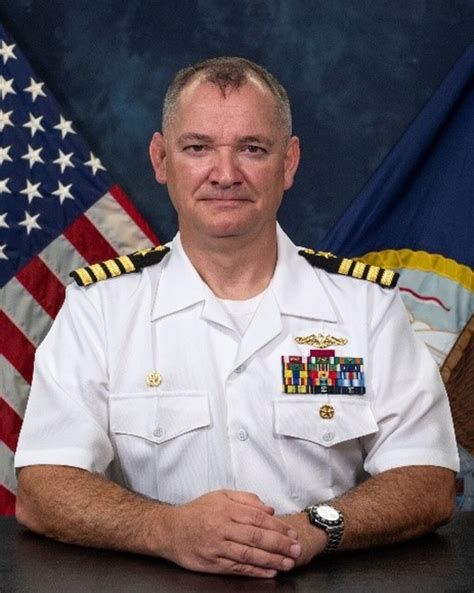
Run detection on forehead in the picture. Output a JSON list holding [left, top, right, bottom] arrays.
[[169, 78, 280, 138]]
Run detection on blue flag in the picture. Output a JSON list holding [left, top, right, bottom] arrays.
[[321, 44, 474, 510]]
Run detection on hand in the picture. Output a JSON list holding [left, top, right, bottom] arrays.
[[160, 490, 302, 578], [278, 513, 327, 567]]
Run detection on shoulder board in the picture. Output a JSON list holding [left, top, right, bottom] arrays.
[[299, 249, 399, 288], [69, 245, 170, 287]]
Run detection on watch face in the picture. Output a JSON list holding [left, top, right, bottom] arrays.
[[317, 505, 340, 522]]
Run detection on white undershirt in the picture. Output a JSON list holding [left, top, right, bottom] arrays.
[[219, 291, 266, 336]]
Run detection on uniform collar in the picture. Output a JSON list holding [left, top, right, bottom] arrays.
[[151, 226, 338, 324], [151, 233, 207, 321], [270, 225, 338, 322]]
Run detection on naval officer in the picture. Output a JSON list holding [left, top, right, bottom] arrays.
[[15, 57, 459, 578]]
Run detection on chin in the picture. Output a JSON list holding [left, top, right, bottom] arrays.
[[199, 215, 254, 238]]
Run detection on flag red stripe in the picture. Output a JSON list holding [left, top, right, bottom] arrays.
[[0, 484, 15, 516], [0, 312, 35, 384], [0, 397, 22, 451], [399, 286, 451, 311], [110, 185, 159, 245], [64, 214, 118, 263], [16, 257, 66, 319]]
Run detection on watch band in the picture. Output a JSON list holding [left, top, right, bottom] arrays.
[[304, 503, 345, 553]]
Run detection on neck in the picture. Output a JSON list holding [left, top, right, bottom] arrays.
[[180, 225, 278, 300]]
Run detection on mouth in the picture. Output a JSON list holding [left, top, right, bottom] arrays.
[[198, 194, 253, 203]]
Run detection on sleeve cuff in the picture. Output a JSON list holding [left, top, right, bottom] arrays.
[[14, 447, 109, 474], [364, 447, 460, 475]]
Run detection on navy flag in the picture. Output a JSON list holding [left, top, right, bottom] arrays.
[[321, 44, 474, 511]]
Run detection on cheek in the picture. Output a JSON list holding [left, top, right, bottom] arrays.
[[249, 165, 285, 196], [170, 159, 210, 191]]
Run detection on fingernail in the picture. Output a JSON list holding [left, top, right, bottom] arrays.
[[288, 529, 298, 539], [290, 543, 301, 557], [282, 558, 295, 570]]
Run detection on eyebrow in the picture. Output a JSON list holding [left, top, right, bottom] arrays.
[[177, 133, 214, 144], [240, 135, 275, 147], [177, 133, 275, 147]]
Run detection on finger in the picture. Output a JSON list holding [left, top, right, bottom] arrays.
[[230, 503, 299, 539], [219, 560, 278, 579], [221, 540, 297, 572], [227, 523, 301, 559], [225, 490, 274, 514]]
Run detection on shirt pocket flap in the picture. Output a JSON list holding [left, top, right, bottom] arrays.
[[274, 398, 378, 447], [110, 391, 211, 444]]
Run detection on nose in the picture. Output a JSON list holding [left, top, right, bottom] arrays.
[[208, 149, 243, 188]]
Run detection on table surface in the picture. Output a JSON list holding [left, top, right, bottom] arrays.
[[1, 513, 473, 593]]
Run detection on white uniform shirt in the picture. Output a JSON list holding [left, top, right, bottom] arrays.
[[15, 226, 459, 514]]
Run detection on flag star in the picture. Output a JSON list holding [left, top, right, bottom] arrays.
[[0, 244, 8, 260], [0, 178, 11, 194], [54, 115, 76, 139], [0, 145, 12, 165], [84, 152, 106, 175], [0, 213, 8, 228], [24, 77, 46, 102], [23, 113, 45, 137], [53, 149, 75, 173], [0, 110, 14, 132], [21, 145, 45, 169], [0, 41, 17, 65], [0, 76, 16, 100], [20, 180, 43, 203], [18, 211, 42, 235], [52, 181, 74, 204]]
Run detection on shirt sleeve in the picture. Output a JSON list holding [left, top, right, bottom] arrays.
[[362, 287, 460, 475], [15, 283, 114, 474]]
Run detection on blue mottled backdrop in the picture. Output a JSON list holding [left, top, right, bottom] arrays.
[[1, 1, 474, 245]]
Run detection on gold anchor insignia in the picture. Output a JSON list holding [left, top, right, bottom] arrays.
[[294, 333, 348, 348], [134, 246, 167, 257], [315, 251, 337, 259], [319, 404, 335, 419], [146, 371, 162, 387], [134, 248, 151, 256]]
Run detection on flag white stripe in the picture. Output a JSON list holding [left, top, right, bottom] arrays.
[[2, 278, 53, 347], [85, 192, 154, 255], [0, 441, 17, 494], [0, 355, 31, 416], [39, 234, 88, 286]]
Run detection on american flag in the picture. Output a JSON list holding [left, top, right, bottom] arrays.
[[0, 24, 158, 515]]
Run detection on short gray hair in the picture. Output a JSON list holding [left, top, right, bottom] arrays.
[[162, 57, 292, 137]]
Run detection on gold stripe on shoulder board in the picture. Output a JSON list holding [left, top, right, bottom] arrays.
[[299, 248, 399, 288], [69, 245, 170, 287]]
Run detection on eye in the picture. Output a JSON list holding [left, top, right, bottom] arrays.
[[243, 145, 266, 154], [185, 144, 206, 153]]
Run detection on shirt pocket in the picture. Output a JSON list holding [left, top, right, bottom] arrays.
[[110, 391, 211, 503], [274, 397, 378, 500]]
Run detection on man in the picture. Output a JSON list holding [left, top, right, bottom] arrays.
[[15, 57, 459, 579]]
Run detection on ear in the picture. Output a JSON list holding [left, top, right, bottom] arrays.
[[149, 132, 168, 185], [283, 136, 300, 191]]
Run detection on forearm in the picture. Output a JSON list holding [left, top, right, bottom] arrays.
[[16, 465, 172, 557], [334, 465, 456, 549], [16, 466, 302, 578], [280, 465, 456, 565]]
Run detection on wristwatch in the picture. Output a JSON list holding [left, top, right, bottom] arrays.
[[304, 503, 345, 553]]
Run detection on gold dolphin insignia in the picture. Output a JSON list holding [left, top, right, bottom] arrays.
[[295, 333, 348, 347]]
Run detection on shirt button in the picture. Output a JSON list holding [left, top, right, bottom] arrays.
[[238, 429, 248, 441], [322, 431, 335, 443], [234, 364, 245, 374], [154, 427, 164, 438]]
